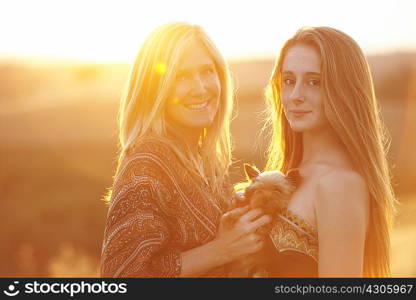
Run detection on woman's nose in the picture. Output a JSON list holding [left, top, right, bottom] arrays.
[[189, 75, 207, 96], [290, 82, 304, 104]]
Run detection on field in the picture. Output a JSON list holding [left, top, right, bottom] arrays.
[[1, 54, 415, 277]]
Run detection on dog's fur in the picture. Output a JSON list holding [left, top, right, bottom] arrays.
[[226, 164, 298, 277]]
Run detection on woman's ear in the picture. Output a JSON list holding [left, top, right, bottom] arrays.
[[244, 163, 260, 180]]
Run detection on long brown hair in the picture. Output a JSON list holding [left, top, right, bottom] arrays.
[[265, 26, 396, 277]]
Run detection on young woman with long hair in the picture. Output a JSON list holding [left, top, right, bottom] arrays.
[[99, 22, 270, 277], [263, 26, 396, 277]]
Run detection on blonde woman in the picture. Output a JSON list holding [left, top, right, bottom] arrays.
[[100, 22, 271, 277], [262, 27, 396, 277]]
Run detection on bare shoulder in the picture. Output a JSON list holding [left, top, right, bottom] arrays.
[[317, 169, 369, 204], [316, 169, 370, 227]]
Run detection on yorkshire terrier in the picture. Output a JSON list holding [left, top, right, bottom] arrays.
[[226, 163, 298, 277]]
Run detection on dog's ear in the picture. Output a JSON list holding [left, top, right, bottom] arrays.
[[286, 168, 302, 188], [244, 163, 260, 180]]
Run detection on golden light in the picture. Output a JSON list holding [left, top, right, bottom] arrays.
[[155, 62, 167, 75], [0, 0, 415, 62]]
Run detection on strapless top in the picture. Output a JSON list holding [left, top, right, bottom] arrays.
[[267, 210, 319, 277]]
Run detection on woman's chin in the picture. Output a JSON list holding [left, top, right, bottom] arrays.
[[289, 122, 309, 133], [290, 123, 330, 134]]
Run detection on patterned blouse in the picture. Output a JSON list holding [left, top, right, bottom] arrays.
[[227, 208, 319, 278], [268, 210, 319, 277], [100, 139, 231, 277]]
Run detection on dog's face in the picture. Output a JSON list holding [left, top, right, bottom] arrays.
[[244, 164, 295, 214]]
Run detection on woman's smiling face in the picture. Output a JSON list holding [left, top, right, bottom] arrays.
[[165, 40, 220, 134], [281, 44, 329, 133]]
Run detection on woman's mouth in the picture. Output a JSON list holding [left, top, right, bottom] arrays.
[[184, 100, 210, 112], [290, 109, 311, 117]]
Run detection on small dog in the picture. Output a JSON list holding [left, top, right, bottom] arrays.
[[238, 164, 296, 213], [226, 164, 298, 277]]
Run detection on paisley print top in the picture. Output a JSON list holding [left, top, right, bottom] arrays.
[[100, 138, 231, 277]]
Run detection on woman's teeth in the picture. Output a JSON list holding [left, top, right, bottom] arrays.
[[186, 101, 209, 111]]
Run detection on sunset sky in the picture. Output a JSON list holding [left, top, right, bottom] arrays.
[[1, 0, 415, 62]]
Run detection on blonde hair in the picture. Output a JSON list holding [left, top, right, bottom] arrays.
[[265, 26, 396, 277], [107, 22, 233, 201]]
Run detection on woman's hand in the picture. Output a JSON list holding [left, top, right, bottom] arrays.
[[215, 206, 271, 263], [180, 206, 271, 277], [232, 190, 247, 207]]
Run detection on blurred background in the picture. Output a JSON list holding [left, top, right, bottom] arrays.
[[1, 0, 415, 277]]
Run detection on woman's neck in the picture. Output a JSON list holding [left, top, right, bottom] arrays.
[[182, 129, 201, 156], [167, 124, 201, 156], [301, 126, 351, 169]]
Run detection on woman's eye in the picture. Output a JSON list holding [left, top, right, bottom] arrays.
[[202, 68, 214, 75], [176, 74, 188, 82], [283, 78, 294, 85], [309, 79, 320, 86]]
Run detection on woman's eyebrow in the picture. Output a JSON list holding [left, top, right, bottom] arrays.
[[178, 62, 214, 73], [282, 70, 321, 76], [175, 69, 188, 76], [305, 71, 321, 76], [199, 62, 215, 69]]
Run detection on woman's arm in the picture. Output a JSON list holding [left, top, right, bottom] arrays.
[[315, 170, 370, 277], [100, 181, 182, 277], [101, 157, 271, 277], [180, 206, 271, 277]]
